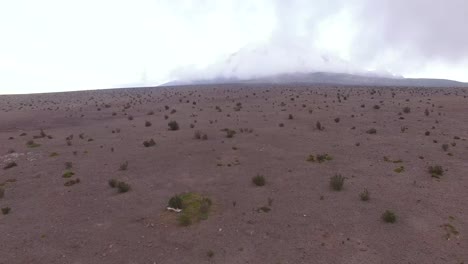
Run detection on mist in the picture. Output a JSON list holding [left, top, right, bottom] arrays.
[[1, 0, 467, 94]]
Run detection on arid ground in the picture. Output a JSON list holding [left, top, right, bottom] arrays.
[[0, 84, 467, 264]]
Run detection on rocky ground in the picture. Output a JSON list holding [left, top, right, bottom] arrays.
[[0, 84, 467, 264]]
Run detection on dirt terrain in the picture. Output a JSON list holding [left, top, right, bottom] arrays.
[[0, 84, 467, 264]]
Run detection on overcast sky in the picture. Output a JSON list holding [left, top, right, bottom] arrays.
[[1, 0, 467, 94]]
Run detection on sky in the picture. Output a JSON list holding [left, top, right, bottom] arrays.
[[1, 0, 467, 94]]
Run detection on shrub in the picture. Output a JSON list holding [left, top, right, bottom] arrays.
[[330, 174, 345, 191], [117, 181, 131, 193], [128, 115, 134, 120], [3, 162, 17, 170], [366, 128, 377, 134], [143, 139, 156, 147], [334, 117, 340, 123], [428, 165, 443, 178], [224, 129, 236, 138], [65, 162, 73, 169], [119, 161, 128, 171], [373, 105, 380, 110], [442, 144, 449, 152], [288, 114, 293, 120], [360, 189, 370, 201], [62, 171, 75, 178], [252, 175, 266, 186], [316, 121, 324, 131], [1, 207, 11, 215], [425, 131, 430, 136], [382, 210, 397, 223], [168, 195, 184, 209], [0, 187, 4, 199], [403, 107, 411, 113], [108, 179, 118, 188], [394, 166, 405, 173], [207, 250, 215, 258], [178, 214, 192, 226], [26, 140, 40, 148], [168, 121, 179, 131], [145, 121, 152, 127], [64, 178, 80, 186]]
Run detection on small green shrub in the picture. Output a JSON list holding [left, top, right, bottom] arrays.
[[168, 195, 183, 209], [429, 165, 443, 178], [117, 181, 131, 193], [168, 121, 179, 131], [394, 166, 405, 173], [1, 207, 11, 215], [108, 179, 118, 188], [382, 210, 397, 223], [330, 174, 345, 191], [62, 171, 75, 178], [178, 214, 192, 226], [26, 140, 41, 148], [143, 139, 156, 147], [360, 189, 370, 201], [252, 175, 266, 186], [119, 161, 128, 171]]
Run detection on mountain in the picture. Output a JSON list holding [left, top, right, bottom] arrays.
[[162, 72, 468, 88]]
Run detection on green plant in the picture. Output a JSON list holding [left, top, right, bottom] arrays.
[[366, 128, 377, 134], [428, 165, 443, 178], [330, 174, 345, 191], [168, 121, 179, 131], [119, 161, 128, 171], [168, 195, 183, 209], [360, 189, 370, 201], [207, 250, 215, 258], [117, 181, 131, 193], [252, 175, 266, 186], [26, 140, 41, 148], [62, 171, 75, 178], [49, 152, 59, 157], [394, 166, 405, 173], [143, 139, 156, 147], [1, 207, 11, 215], [169, 193, 213, 226], [382, 210, 397, 223], [108, 179, 118, 188]]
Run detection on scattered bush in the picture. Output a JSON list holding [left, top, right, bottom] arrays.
[[207, 250, 215, 258], [64, 178, 80, 186], [252, 175, 266, 186], [62, 171, 75, 178], [428, 165, 443, 178], [26, 140, 41, 148], [403, 107, 411, 113], [143, 139, 156, 147], [330, 174, 345, 191], [316, 121, 324, 131], [1, 207, 11, 215], [168, 195, 184, 209], [442, 144, 449, 152], [360, 189, 370, 201], [65, 162, 73, 169], [394, 166, 405, 173], [168, 121, 179, 131], [119, 161, 128, 171], [382, 210, 397, 223], [0, 187, 4, 199], [168, 193, 212, 226], [117, 181, 131, 193], [145, 121, 152, 127], [366, 128, 377, 134], [108, 179, 118, 188], [334, 117, 340, 123]]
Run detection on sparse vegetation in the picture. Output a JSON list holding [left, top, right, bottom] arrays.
[[62, 171, 75, 178], [1, 207, 11, 215], [168, 121, 179, 131], [330, 174, 345, 191], [119, 161, 128, 171], [252, 175, 266, 186], [382, 210, 397, 223], [366, 128, 377, 134], [143, 139, 156, 147], [167, 193, 212, 226], [0, 187, 4, 199], [403, 106, 411, 113], [428, 165, 443, 178], [26, 140, 40, 148], [117, 181, 131, 193], [360, 189, 370, 201]]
